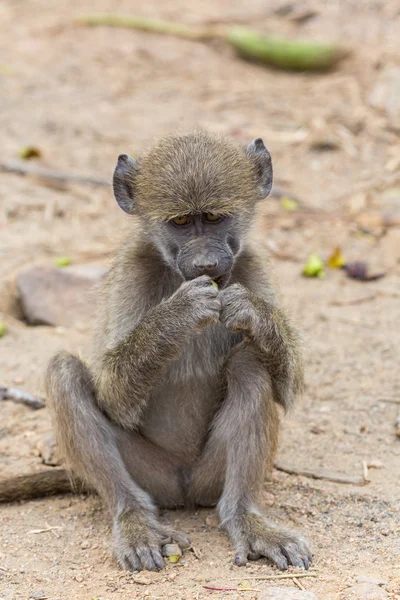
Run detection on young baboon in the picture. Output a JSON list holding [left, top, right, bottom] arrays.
[[45, 131, 311, 572]]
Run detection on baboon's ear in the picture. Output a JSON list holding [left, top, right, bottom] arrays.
[[113, 154, 139, 214], [247, 138, 273, 199]]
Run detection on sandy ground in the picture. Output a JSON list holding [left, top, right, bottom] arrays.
[[0, 1, 399, 599]]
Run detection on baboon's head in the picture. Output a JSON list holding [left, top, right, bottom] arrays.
[[113, 131, 272, 287]]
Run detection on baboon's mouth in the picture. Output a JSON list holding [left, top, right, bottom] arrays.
[[214, 273, 231, 289]]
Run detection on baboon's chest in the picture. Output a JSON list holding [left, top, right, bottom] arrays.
[[140, 323, 241, 459]]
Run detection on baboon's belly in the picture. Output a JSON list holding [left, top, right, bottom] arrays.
[[140, 323, 242, 459], [140, 324, 233, 459], [140, 374, 220, 460]]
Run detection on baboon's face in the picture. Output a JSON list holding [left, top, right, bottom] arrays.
[[112, 133, 273, 288], [151, 212, 242, 287]]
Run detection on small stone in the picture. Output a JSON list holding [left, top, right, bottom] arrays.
[[310, 424, 326, 435], [75, 574, 84, 583], [161, 543, 182, 558], [205, 514, 219, 527], [36, 434, 61, 467], [263, 491, 275, 507], [347, 583, 388, 599], [367, 459, 383, 469], [80, 540, 91, 549], [258, 588, 319, 599], [355, 576, 388, 586], [167, 573, 176, 582], [132, 576, 152, 585], [29, 592, 47, 600]]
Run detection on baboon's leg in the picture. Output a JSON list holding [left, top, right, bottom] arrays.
[[46, 352, 189, 571], [189, 343, 311, 570]]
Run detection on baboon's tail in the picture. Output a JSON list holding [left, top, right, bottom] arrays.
[[0, 469, 85, 503]]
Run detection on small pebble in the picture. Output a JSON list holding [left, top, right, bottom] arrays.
[[80, 540, 91, 549], [132, 576, 152, 585], [263, 491, 275, 507], [162, 543, 182, 558], [205, 514, 219, 527], [75, 574, 84, 583], [29, 592, 47, 600]]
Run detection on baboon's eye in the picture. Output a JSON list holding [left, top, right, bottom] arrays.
[[171, 215, 191, 226], [204, 212, 222, 223]]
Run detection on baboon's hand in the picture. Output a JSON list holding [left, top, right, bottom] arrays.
[[113, 509, 191, 572], [171, 275, 221, 329], [226, 512, 312, 570], [219, 284, 257, 333]]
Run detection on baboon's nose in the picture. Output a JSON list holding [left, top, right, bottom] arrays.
[[193, 259, 218, 272]]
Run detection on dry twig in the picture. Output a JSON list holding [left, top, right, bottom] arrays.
[[190, 546, 202, 560], [379, 397, 400, 404], [28, 525, 63, 535], [231, 572, 317, 581], [203, 586, 260, 592], [274, 462, 367, 485], [0, 159, 110, 187], [330, 294, 376, 307], [293, 576, 306, 590], [362, 460, 369, 482], [0, 386, 45, 409]]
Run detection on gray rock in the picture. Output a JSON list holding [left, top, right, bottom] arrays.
[[258, 587, 318, 600], [17, 264, 106, 327], [347, 583, 388, 599], [29, 592, 47, 600], [355, 575, 388, 587], [369, 66, 400, 125]]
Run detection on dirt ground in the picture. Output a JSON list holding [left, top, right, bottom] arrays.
[[1, 1, 400, 599]]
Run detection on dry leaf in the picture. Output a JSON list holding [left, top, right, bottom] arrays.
[[238, 580, 252, 590], [344, 261, 385, 282], [19, 146, 42, 160], [55, 256, 71, 267], [328, 247, 346, 268]]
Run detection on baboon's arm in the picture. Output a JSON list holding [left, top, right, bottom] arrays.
[[219, 284, 303, 410], [94, 275, 220, 429]]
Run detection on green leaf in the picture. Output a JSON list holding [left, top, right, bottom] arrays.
[[302, 253, 324, 278], [280, 196, 298, 211], [0, 321, 6, 338], [55, 256, 71, 267]]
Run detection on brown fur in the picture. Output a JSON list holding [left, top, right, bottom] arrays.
[[135, 131, 260, 219], [0, 470, 79, 502]]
